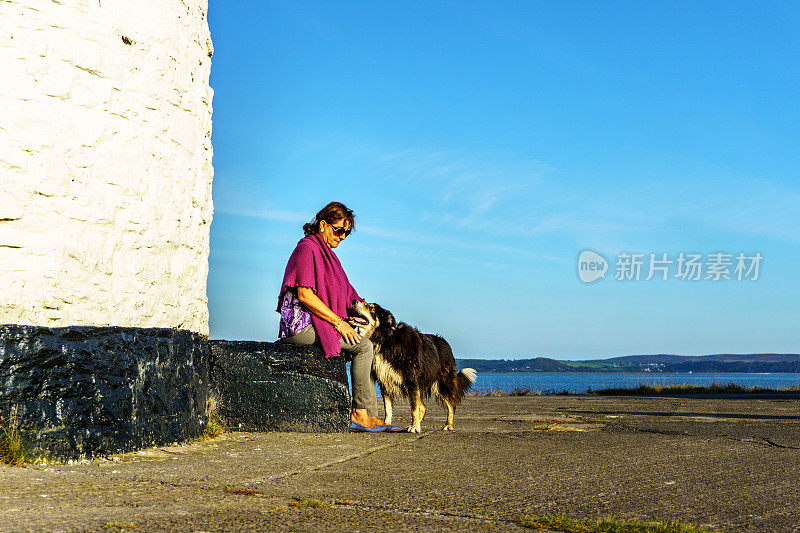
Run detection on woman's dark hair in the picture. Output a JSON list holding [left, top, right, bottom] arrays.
[[303, 202, 356, 236]]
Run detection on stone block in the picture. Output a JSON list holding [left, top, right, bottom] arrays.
[[0, 324, 210, 460], [209, 341, 350, 433]]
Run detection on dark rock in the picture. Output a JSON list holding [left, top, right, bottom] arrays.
[[209, 340, 350, 432], [0, 324, 210, 460]]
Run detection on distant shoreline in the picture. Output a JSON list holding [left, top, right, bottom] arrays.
[[468, 382, 800, 397], [473, 370, 800, 374], [458, 353, 800, 374]]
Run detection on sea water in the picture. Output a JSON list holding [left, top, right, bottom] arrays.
[[345, 365, 800, 395], [471, 371, 800, 394]]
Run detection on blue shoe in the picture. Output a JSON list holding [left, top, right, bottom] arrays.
[[348, 421, 387, 433], [382, 425, 406, 432]]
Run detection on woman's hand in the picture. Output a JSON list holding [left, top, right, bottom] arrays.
[[297, 287, 361, 344], [336, 320, 361, 345]]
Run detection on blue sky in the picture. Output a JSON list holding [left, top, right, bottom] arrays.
[[207, 2, 800, 359]]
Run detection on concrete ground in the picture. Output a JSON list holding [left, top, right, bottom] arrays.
[[1, 394, 799, 532]]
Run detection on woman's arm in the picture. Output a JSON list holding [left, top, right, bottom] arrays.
[[296, 287, 361, 344]]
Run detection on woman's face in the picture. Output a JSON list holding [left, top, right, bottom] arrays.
[[319, 218, 350, 249]]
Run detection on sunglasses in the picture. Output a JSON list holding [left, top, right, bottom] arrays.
[[329, 223, 351, 237]]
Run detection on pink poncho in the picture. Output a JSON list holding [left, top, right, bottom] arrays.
[[277, 233, 362, 357]]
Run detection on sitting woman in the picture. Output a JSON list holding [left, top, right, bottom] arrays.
[[277, 201, 385, 431]]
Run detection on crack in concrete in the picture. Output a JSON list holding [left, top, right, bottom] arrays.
[[761, 437, 798, 449], [271, 430, 436, 481], [736, 437, 800, 450], [332, 500, 523, 529], [615, 422, 688, 437], [616, 422, 800, 449]]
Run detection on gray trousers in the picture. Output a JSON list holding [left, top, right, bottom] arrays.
[[281, 325, 379, 417]]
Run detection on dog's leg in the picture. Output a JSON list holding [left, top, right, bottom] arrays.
[[381, 387, 394, 426], [442, 399, 455, 431], [434, 381, 455, 431], [407, 388, 424, 433]]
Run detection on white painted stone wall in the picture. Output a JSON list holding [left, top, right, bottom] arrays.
[[0, 0, 214, 336]]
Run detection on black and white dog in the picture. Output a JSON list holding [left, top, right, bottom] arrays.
[[349, 301, 476, 433]]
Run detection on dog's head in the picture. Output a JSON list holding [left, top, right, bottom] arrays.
[[348, 301, 395, 339]]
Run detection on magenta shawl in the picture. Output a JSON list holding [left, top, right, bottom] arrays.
[[277, 233, 362, 357]]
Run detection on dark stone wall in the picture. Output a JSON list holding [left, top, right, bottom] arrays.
[[210, 341, 350, 433], [0, 325, 210, 460]]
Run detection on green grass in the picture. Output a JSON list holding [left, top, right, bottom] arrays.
[[532, 423, 586, 432], [0, 421, 27, 466], [101, 522, 138, 529], [0, 407, 44, 467], [196, 396, 227, 441], [200, 416, 227, 440], [291, 498, 332, 509], [518, 514, 717, 532], [561, 361, 618, 370]]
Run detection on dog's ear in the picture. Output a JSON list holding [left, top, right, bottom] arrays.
[[374, 304, 396, 328]]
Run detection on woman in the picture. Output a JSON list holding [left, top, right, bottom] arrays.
[[277, 201, 387, 432]]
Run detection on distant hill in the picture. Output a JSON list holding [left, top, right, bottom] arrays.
[[457, 353, 800, 373], [605, 353, 800, 364]]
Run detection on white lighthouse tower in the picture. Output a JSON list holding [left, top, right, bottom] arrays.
[[0, 0, 215, 458]]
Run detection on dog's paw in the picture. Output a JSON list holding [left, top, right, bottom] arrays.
[[442, 425, 454, 431], [406, 425, 420, 433]]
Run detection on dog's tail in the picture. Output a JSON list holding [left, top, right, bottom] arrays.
[[455, 367, 477, 399]]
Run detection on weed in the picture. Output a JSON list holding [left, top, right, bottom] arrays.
[[197, 396, 227, 441], [291, 499, 332, 509], [532, 423, 585, 432], [518, 514, 717, 532], [593, 382, 776, 396], [201, 417, 227, 440], [0, 406, 42, 467], [101, 522, 138, 529]]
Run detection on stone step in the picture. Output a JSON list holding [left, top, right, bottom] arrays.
[[209, 340, 350, 433]]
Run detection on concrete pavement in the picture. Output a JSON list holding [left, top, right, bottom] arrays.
[[2, 394, 799, 532]]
